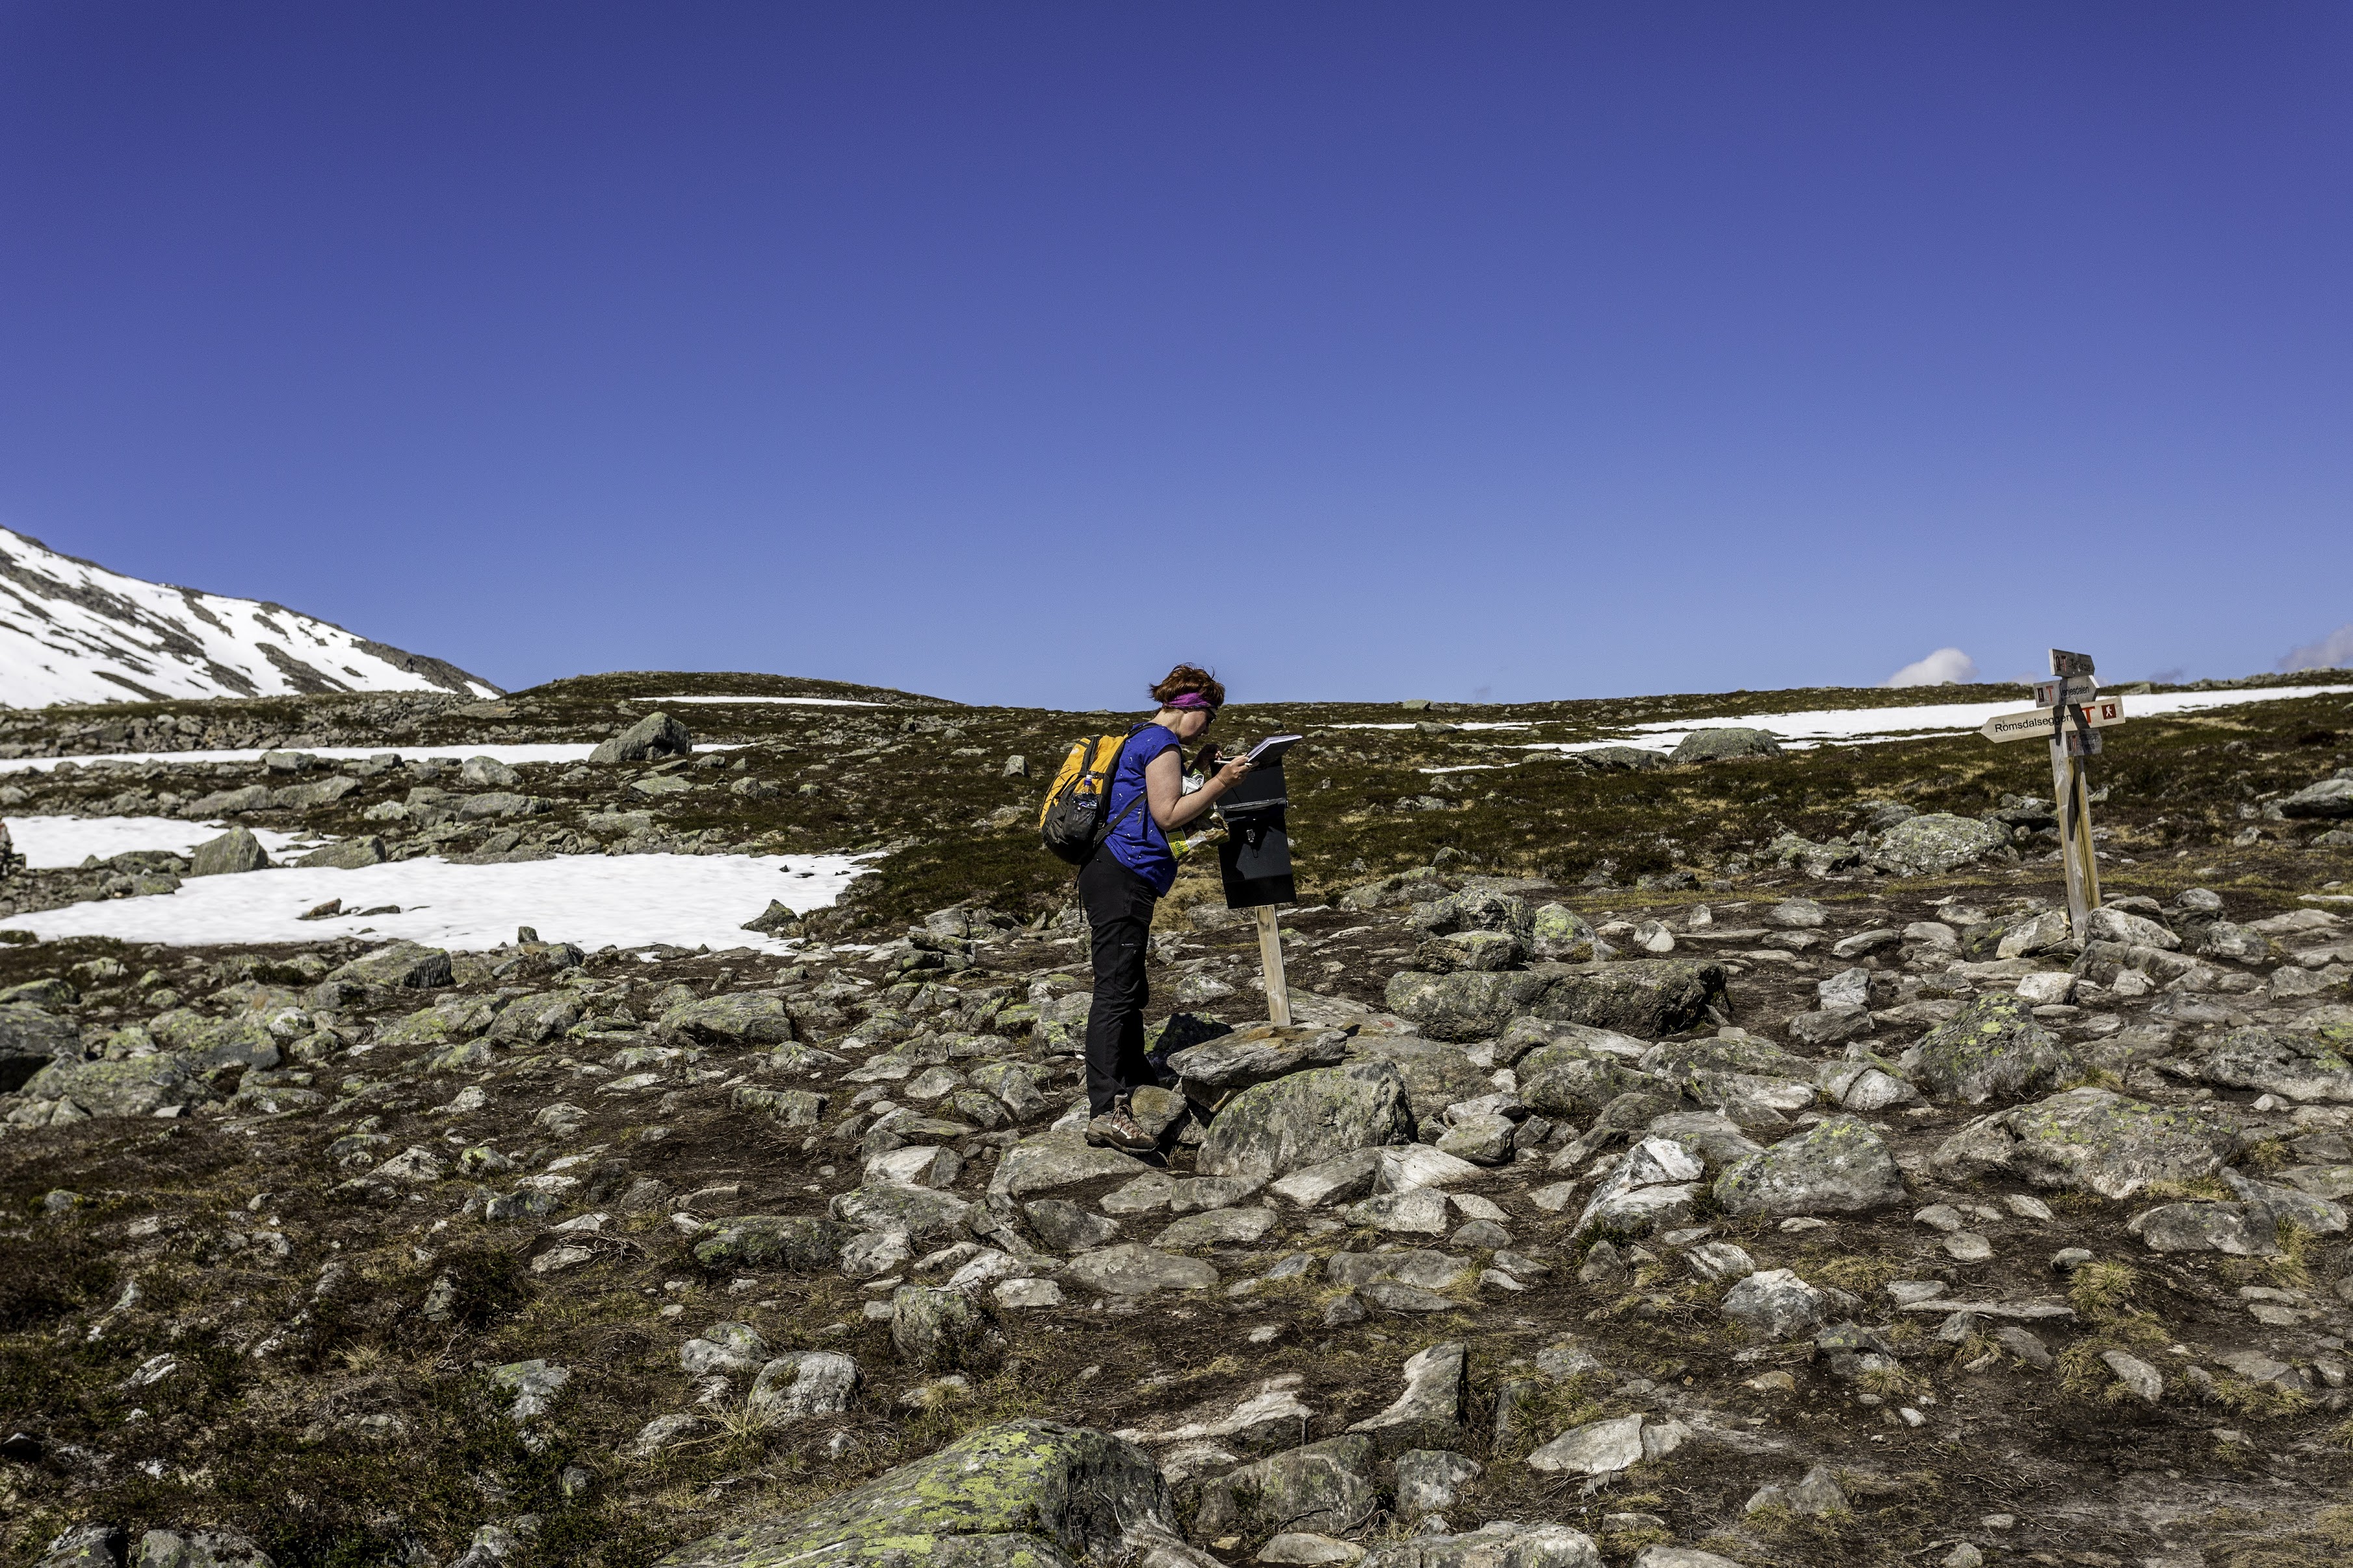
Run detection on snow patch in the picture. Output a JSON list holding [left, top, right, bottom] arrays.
[[11, 852, 870, 954], [6, 815, 319, 869]]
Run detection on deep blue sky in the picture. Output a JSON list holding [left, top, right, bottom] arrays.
[[3, 3, 2348, 708]]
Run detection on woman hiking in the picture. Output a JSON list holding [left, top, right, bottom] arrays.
[[1082, 665, 1255, 1152]]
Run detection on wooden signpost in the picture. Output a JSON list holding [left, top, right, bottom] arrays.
[[1980, 648, 2114, 939], [1216, 747, 1300, 1027]]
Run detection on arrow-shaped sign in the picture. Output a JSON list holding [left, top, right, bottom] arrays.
[[1982, 696, 2127, 744]]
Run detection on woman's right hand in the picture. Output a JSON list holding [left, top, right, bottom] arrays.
[[1214, 755, 1255, 790]]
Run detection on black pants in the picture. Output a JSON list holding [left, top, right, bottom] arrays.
[[1078, 851, 1158, 1116]]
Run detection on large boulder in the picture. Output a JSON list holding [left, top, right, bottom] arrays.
[[2278, 778, 2353, 819], [0, 1003, 81, 1094], [989, 1131, 1156, 1198], [327, 942, 452, 990], [663, 994, 798, 1046], [1384, 971, 1546, 1042], [1195, 1061, 1414, 1179], [188, 827, 270, 877], [1061, 1243, 1219, 1296], [592, 711, 693, 765], [653, 1419, 1175, 1568], [1670, 728, 1781, 764], [22, 1053, 212, 1118], [2195, 1027, 2353, 1103], [1345, 1037, 1490, 1125], [1515, 1046, 1658, 1119], [1192, 1435, 1379, 1539], [1527, 905, 1602, 962], [1906, 994, 2077, 1106], [830, 1183, 972, 1243], [1524, 960, 1728, 1038], [1868, 814, 2010, 878], [1929, 1088, 2234, 1199], [692, 1215, 853, 1273], [131, 1530, 276, 1568], [1166, 1025, 1348, 1105], [297, 836, 388, 869], [1713, 1118, 1906, 1216]]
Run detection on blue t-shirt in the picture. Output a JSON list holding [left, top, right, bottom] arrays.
[[1102, 725, 1181, 895]]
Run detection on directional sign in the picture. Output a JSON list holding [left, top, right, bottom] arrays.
[[2049, 648, 2096, 678], [2066, 728, 2103, 756], [2031, 675, 2098, 708], [1981, 697, 2128, 743]]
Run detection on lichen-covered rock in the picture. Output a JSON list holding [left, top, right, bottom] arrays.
[[1670, 727, 1781, 763], [1928, 1087, 2234, 1199], [1868, 814, 2010, 878], [1906, 994, 2078, 1106], [1528, 904, 1600, 962], [1192, 1435, 1379, 1539], [654, 1419, 1169, 1568], [1713, 1117, 1906, 1216], [663, 993, 798, 1045], [1060, 1243, 1219, 1296], [1524, 960, 1729, 1038], [1514, 1045, 1658, 1119], [831, 1183, 973, 1242], [36, 1525, 128, 1568], [1195, 1061, 1414, 1178], [0, 1003, 80, 1094], [327, 941, 452, 990], [891, 1285, 996, 1370], [22, 1052, 211, 1118], [132, 1528, 277, 1568], [2278, 777, 2353, 819], [486, 991, 582, 1046], [1720, 1268, 1830, 1339], [2195, 1027, 2353, 1103], [1384, 970, 1546, 1042], [1345, 1037, 1489, 1125], [692, 1214, 853, 1272]]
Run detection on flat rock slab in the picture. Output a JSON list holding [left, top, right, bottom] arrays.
[[1195, 1062, 1415, 1180], [1155, 1206, 1279, 1248], [1062, 1243, 1219, 1296], [990, 1133, 1156, 1198], [1929, 1087, 2235, 1199], [1346, 1341, 1468, 1454], [1713, 1117, 1906, 1216]]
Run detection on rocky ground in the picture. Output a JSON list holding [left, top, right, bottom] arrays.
[[3, 669, 2353, 1568]]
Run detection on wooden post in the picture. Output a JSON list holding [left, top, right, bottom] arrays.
[[1254, 905, 1292, 1026], [2048, 725, 2092, 941]]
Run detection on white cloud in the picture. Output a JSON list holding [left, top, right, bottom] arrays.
[[2278, 623, 2353, 673], [1882, 647, 1979, 688]]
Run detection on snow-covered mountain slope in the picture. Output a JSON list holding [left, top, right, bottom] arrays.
[[0, 528, 499, 707]]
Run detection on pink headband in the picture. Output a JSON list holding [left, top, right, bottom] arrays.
[[1165, 692, 1216, 712]]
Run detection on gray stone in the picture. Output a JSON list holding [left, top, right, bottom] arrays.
[[38, 1527, 128, 1568], [21, 1051, 211, 1118], [1361, 1524, 1602, 1568], [1194, 1435, 1379, 1539], [460, 754, 519, 788], [890, 1285, 994, 1370], [1394, 1449, 1483, 1513], [296, 835, 388, 869], [2278, 778, 2353, 819], [663, 993, 798, 1045], [2088, 906, 2179, 950], [1929, 1088, 2234, 1199], [1346, 1036, 1492, 1127], [131, 1530, 276, 1568], [682, 1321, 770, 1376], [829, 1183, 972, 1243], [1721, 1268, 1829, 1339], [1325, 1249, 1471, 1292], [1268, 1150, 1383, 1208], [1434, 1112, 1516, 1165], [2196, 1027, 2353, 1103], [1714, 1117, 1906, 1216], [1344, 1341, 1466, 1454], [693, 1215, 852, 1272], [1528, 904, 1601, 962], [188, 827, 270, 877], [1155, 1206, 1278, 1248], [1383, 970, 1547, 1042], [2101, 1350, 2163, 1404], [0, 1003, 81, 1094], [1195, 1061, 1414, 1179], [328, 941, 452, 990], [1061, 1243, 1219, 1296], [1523, 960, 1730, 1038], [1167, 1026, 1349, 1099], [1908, 994, 2077, 1106], [1670, 728, 1782, 763], [631, 1413, 717, 1457], [1514, 1044, 1658, 1119], [748, 1351, 861, 1420], [489, 1358, 569, 1423], [1572, 1136, 1704, 1237], [992, 1131, 1158, 1196], [454, 792, 552, 820], [1024, 1198, 1121, 1252], [651, 1419, 1171, 1568], [1631, 1552, 1741, 1568], [592, 711, 692, 765], [1870, 814, 2012, 878], [1525, 1413, 1646, 1474], [2128, 1203, 2281, 1256]]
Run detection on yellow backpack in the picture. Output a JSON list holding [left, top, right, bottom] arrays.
[[1038, 729, 1147, 865]]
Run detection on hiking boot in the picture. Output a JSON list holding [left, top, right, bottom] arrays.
[[1085, 1100, 1158, 1153]]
